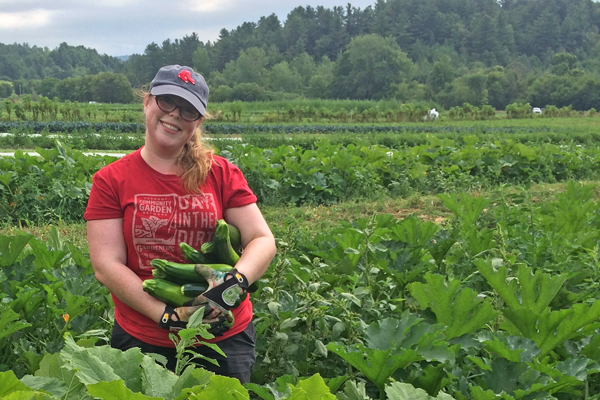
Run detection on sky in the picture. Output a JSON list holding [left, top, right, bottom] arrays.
[[0, 0, 378, 57]]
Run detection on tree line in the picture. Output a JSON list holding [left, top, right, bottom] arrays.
[[2, 0, 600, 110]]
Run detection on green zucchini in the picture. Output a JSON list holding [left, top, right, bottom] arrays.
[[227, 223, 242, 253], [201, 241, 215, 257], [142, 279, 194, 307], [180, 242, 211, 264], [152, 268, 189, 286], [194, 263, 235, 274], [180, 282, 209, 297], [150, 259, 206, 283], [214, 220, 241, 266]]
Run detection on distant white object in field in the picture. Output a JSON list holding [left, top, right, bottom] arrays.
[[532, 107, 542, 114], [424, 108, 439, 121]]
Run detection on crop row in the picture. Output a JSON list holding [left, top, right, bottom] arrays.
[[2, 138, 600, 225], [0, 120, 567, 135], [3, 182, 600, 398]]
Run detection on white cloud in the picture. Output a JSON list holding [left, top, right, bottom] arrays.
[[183, 0, 236, 13], [0, 9, 54, 29]]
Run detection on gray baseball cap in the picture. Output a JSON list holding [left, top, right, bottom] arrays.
[[150, 65, 209, 115]]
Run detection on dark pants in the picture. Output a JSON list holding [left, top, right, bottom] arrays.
[[111, 321, 256, 383]]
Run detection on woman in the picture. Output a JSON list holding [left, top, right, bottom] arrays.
[[84, 65, 276, 383]]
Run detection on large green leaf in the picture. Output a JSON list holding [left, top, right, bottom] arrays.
[[186, 374, 249, 400], [475, 259, 600, 356], [474, 260, 566, 317], [3, 392, 58, 400], [476, 333, 539, 363], [35, 352, 91, 400], [408, 273, 498, 339], [364, 315, 454, 363], [139, 356, 179, 399], [0, 233, 32, 267], [0, 304, 32, 340], [328, 313, 453, 393], [468, 386, 515, 400], [287, 374, 335, 400], [84, 346, 145, 393], [0, 371, 32, 396], [170, 367, 212, 400], [87, 380, 162, 400], [385, 382, 455, 400], [28, 238, 69, 270], [19, 376, 67, 399], [336, 380, 372, 400], [327, 343, 422, 394]]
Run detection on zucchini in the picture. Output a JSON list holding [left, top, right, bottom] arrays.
[[180, 282, 209, 297], [214, 220, 241, 266], [180, 242, 211, 264], [201, 241, 215, 257], [194, 263, 235, 275], [142, 279, 194, 307], [150, 259, 207, 283], [227, 223, 242, 253], [152, 268, 188, 286]]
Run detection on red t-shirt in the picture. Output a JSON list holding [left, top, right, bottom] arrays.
[[84, 148, 257, 347]]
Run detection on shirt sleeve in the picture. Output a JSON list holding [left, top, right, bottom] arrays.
[[84, 169, 123, 221], [213, 157, 257, 209]]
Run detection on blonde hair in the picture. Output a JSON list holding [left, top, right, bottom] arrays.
[[178, 125, 215, 194], [139, 90, 214, 193]]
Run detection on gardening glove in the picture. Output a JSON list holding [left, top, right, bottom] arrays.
[[189, 268, 250, 312], [158, 304, 234, 336], [184, 268, 249, 336]]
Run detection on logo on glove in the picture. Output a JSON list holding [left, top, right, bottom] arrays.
[[222, 286, 241, 307]]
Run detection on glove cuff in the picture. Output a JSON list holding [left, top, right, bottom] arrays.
[[227, 269, 249, 290], [158, 305, 186, 331]]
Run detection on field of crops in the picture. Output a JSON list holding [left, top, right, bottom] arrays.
[[3, 115, 600, 399]]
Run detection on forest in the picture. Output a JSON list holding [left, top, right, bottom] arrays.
[[2, 0, 600, 110]]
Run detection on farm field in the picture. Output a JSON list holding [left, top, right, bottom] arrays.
[[3, 115, 600, 399]]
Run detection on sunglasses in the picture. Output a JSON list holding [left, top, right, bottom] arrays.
[[154, 95, 202, 122]]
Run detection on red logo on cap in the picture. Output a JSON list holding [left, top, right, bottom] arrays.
[[178, 70, 196, 85]]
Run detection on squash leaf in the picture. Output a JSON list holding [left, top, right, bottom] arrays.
[[408, 273, 499, 339]]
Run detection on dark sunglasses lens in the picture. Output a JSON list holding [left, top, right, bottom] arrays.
[[180, 108, 200, 121], [156, 96, 176, 112]]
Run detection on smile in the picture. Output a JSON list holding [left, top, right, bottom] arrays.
[[160, 121, 180, 132]]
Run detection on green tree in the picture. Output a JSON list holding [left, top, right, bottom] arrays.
[[485, 67, 510, 109], [192, 46, 211, 75], [306, 56, 335, 98], [268, 61, 302, 93], [39, 77, 59, 98], [332, 34, 414, 99], [236, 47, 269, 85], [439, 71, 489, 108], [427, 55, 455, 95], [289, 52, 316, 86], [231, 83, 266, 101], [0, 81, 13, 98], [92, 72, 134, 103], [551, 52, 579, 75], [210, 85, 234, 102]]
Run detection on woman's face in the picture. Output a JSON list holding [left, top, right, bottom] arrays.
[[143, 94, 203, 156]]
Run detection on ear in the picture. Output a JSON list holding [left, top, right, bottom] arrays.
[[143, 94, 152, 111], [195, 115, 205, 128]]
